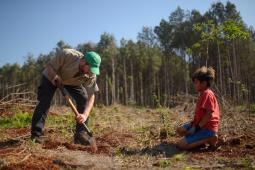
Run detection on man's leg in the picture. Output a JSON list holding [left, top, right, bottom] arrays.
[[64, 85, 89, 145], [31, 76, 56, 140]]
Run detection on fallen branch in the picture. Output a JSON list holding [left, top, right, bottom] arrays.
[[5, 83, 27, 90], [0, 91, 35, 103]]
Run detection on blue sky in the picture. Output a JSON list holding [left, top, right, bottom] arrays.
[[0, 0, 254, 66]]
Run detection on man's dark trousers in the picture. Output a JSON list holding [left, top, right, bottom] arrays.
[[31, 75, 88, 137]]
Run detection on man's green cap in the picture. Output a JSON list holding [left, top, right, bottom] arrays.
[[84, 51, 101, 75]]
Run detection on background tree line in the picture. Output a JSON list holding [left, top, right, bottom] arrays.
[[0, 1, 255, 108]]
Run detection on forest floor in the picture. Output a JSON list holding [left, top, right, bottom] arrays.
[[0, 101, 255, 170]]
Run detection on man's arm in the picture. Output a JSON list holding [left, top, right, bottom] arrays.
[[84, 94, 95, 118], [45, 64, 62, 86], [45, 49, 65, 84], [76, 76, 99, 124], [76, 93, 95, 124], [45, 64, 57, 79]]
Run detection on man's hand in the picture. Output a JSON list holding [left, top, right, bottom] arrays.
[[76, 113, 88, 124], [53, 75, 62, 87]]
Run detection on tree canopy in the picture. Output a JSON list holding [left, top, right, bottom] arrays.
[[0, 1, 254, 107]]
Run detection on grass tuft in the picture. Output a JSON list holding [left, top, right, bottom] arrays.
[[0, 112, 32, 129], [157, 159, 171, 168]]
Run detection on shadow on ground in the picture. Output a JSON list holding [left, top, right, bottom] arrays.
[[119, 142, 183, 158]]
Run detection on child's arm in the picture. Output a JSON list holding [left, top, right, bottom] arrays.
[[196, 109, 213, 130]]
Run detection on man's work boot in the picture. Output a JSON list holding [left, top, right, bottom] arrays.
[[74, 131, 90, 145]]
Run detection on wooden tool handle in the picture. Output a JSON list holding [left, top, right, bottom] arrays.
[[59, 86, 93, 137], [65, 96, 79, 117], [59, 86, 79, 116], [66, 96, 93, 136]]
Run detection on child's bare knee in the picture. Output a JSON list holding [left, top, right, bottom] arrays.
[[176, 127, 186, 137]]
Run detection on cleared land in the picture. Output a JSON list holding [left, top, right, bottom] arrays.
[[0, 103, 255, 170]]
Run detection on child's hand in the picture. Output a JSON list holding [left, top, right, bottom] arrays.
[[187, 126, 196, 135]]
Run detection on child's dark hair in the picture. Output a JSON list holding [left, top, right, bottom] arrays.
[[192, 66, 215, 87]]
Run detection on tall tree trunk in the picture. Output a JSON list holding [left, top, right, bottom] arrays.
[[130, 60, 134, 102], [152, 70, 156, 107], [163, 56, 168, 106], [111, 57, 115, 104], [105, 75, 109, 106], [227, 47, 234, 100], [139, 71, 144, 105], [182, 51, 189, 95], [232, 42, 238, 103], [123, 56, 128, 105], [217, 41, 223, 93], [185, 54, 191, 95], [206, 42, 209, 67], [116, 72, 120, 103], [198, 52, 201, 67], [167, 56, 171, 106], [156, 72, 161, 106]]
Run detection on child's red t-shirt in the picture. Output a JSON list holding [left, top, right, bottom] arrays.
[[193, 89, 220, 132]]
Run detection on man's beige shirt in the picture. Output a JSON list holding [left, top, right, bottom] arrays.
[[43, 48, 99, 95]]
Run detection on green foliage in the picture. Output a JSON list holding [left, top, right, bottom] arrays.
[[173, 153, 184, 161], [114, 147, 125, 157], [127, 98, 136, 106], [87, 109, 97, 128], [157, 159, 171, 168], [250, 104, 255, 114], [223, 19, 250, 41], [239, 158, 255, 170], [97, 32, 118, 62], [132, 126, 150, 133], [153, 94, 161, 108], [0, 112, 32, 129], [47, 113, 75, 129], [45, 112, 77, 137]]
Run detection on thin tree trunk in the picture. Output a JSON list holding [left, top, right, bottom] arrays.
[[227, 47, 234, 100], [111, 57, 115, 104], [152, 69, 156, 107], [232, 42, 238, 103], [182, 51, 189, 95], [163, 57, 168, 106], [206, 42, 209, 67], [105, 75, 109, 106], [123, 56, 128, 105], [130, 60, 134, 102], [156, 72, 160, 106], [217, 41, 223, 93], [116, 72, 119, 103], [139, 72, 144, 105]]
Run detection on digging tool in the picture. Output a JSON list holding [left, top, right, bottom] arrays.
[[59, 86, 98, 152]]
